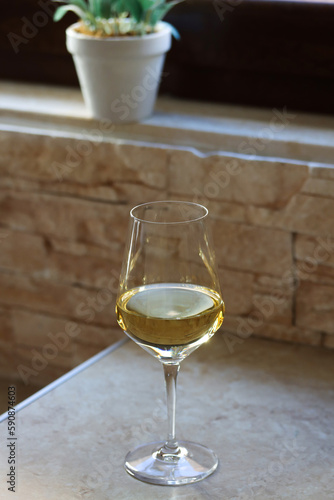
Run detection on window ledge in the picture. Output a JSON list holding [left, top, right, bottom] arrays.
[[1, 81, 334, 167]]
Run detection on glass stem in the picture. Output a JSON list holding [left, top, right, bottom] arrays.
[[163, 363, 180, 451]]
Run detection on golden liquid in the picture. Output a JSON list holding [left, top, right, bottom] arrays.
[[116, 283, 224, 347]]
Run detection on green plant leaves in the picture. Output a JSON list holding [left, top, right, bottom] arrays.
[[87, 0, 115, 18], [99, 0, 115, 18], [148, 0, 182, 26], [53, 0, 182, 36], [87, 0, 98, 16], [139, 0, 156, 10], [54, 4, 88, 22], [53, 0, 88, 8], [125, 0, 144, 22], [113, 0, 144, 22]]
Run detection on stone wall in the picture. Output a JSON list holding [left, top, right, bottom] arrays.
[[0, 128, 333, 388]]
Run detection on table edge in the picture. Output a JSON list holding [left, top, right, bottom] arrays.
[[0, 338, 128, 423]]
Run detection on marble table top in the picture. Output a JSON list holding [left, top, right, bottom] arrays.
[[0, 334, 333, 499]]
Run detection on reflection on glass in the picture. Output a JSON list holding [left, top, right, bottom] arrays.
[[116, 201, 224, 485]]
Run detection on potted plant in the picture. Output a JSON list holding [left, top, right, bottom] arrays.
[[53, 0, 180, 123]]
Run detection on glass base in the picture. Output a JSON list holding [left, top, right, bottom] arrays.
[[124, 440, 218, 486]]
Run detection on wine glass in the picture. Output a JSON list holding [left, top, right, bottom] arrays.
[[116, 201, 224, 485]]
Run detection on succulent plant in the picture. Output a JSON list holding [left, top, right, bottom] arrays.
[[53, 0, 181, 37]]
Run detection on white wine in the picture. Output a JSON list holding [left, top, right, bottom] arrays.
[[116, 283, 224, 347], [116, 202, 223, 484]]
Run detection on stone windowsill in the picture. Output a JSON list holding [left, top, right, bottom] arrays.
[[0, 79, 333, 385], [1, 81, 334, 166]]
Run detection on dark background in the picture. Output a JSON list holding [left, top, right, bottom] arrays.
[[2, 0, 334, 114]]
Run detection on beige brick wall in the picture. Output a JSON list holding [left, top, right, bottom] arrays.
[[0, 129, 333, 387]]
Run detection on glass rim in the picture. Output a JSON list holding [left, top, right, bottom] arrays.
[[130, 201, 209, 225]]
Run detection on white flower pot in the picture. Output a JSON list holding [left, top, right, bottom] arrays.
[[66, 22, 172, 124]]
